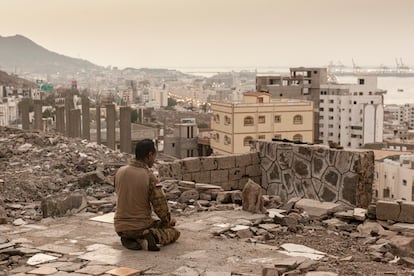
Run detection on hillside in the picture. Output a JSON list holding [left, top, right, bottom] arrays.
[[0, 69, 37, 88], [0, 34, 102, 75]]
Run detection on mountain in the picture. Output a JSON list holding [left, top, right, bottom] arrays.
[[0, 35, 102, 75], [0, 70, 36, 88]]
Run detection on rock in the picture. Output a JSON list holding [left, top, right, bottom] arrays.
[[389, 223, 414, 233], [241, 179, 265, 213], [236, 228, 253, 239], [333, 209, 354, 221], [262, 267, 281, 276], [12, 218, 26, 226], [367, 204, 376, 219], [295, 199, 344, 219], [356, 221, 386, 236], [399, 257, 414, 268], [171, 266, 199, 276], [353, 208, 367, 221], [280, 197, 302, 212], [274, 216, 298, 232], [41, 191, 87, 218], [279, 243, 326, 260], [389, 235, 414, 257], [216, 191, 241, 204], [0, 205, 7, 224], [305, 272, 338, 276], [177, 189, 199, 203], [78, 170, 106, 187]]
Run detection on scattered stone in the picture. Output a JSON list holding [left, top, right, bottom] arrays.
[[357, 221, 386, 236], [376, 200, 400, 221], [171, 266, 199, 276], [389, 235, 414, 257], [305, 272, 338, 276], [106, 266, 142, 276], [399, 257, 414, 268], [76, 265, 116, 275], [27, 253, 58, 265], [41, 191, 88, 218], [28, 266, 58, 275], [353, 208, 367, 221], [279, 243, 326, 260], [177, 189, 199, 203], [333, 209, 354, 221]]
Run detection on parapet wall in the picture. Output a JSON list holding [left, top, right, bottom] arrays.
[[158, 141, 374, 208], [158, 153, 262, 191]]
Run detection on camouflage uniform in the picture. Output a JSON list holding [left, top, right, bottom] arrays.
[[116, 162, 180, 246]]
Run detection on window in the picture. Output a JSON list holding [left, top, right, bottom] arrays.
[[329, 108, 334, 112], [224, 115, 231, 125], [258, 116, 266, 124], [293, 134, 303, 142], [320, 107, 324, 112], [329, 100, 334, 104], [244, 116, 254, 126], [224, 135, 231, 145], [329, 132, 333, 136], [353, 101, 357, 105], [383, 187, 390, 198], [212, 132, 220, 141], [320, 99, 324, 103], [214, 114, 220, 123], [402, 179, 407, 186], [244, 136, 253, 146], [274, 115, 281, 123], [359, 92, 363, 96], [293, 115, 303, 124], [359, 79, 365, 85], [320, 132, 324, 136], [258, 135, 265, 140], [258, 97, 264, 103], [274, 134, 282, 139]]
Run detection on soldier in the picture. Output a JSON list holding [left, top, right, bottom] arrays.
[[114, 139, 180, 251]]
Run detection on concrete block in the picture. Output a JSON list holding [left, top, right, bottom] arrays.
[[210, 170, 229, 184], [216, 155, 236, 169], [229, 167, 245, 181], [246, 164, 261, 177], [398, 201, 414, 223], [182, 173, 192, 181], [235, 154, 252, 167], [376, 200, 400, 221], [200, 157, 217, 171], [182, 157, 201, 173], [191, 171, 211, 183], [250, 152, 260, 164]]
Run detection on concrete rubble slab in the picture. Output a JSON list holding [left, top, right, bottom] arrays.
[[295, 199, 344, 219], [106, 266, 142, 276], [278, 243, 326, 260], [389, 223, 414, 233], [78, 247, 124, 265], [37, 243, 79, 254], [267, 208, 287, 218], [27, 253, 59, 265], [28, 266, 58, 275], [353, 208, 367, 221], [171, 266, 200, 276], [230, 225, 250, 231], [76, 264, 117, 275], [89, 212, 115, 223]]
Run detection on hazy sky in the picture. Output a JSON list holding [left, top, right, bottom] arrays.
[[1, 0, 413, 69]]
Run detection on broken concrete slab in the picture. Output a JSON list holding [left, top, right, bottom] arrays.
[[27, 266, 58, 275], [278, 243, 326, 260], [41, 191, 87, 218], [295, 199, 344, 219], [27, 253, 59, 265], [76, 264, 117, 275], [389, 223, 414, 233], [89, 212, 115, 224], [170, 266, 200, 276], [106, 267, 142, 276], [353, 207, 367, 221]]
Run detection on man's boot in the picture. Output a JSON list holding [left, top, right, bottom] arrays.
[[143, 232, 160, 251], [120, 237, 142, 250]]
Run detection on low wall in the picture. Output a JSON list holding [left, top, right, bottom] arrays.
[[158, 153, 261, 191], [158, 141, 375, 208]]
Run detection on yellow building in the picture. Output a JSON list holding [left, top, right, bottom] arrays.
[[210, 92, 314, 154]]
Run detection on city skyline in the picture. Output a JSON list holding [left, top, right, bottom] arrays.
[[1, 0, 414, 69]]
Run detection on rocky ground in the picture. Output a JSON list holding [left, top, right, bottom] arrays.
[[1, 126, 414, 275]]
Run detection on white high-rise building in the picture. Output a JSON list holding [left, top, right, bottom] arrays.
[[0, 97, 19, 127], [319, 77, 385, 148]]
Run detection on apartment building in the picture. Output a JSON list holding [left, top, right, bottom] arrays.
[[0, 86, 19, 127], [257, 68, 385, 148], [210, 92, 314, 154], [375, 154, 414, 202], [164, 118, 199, 158], [319, 77, 385, 148], [384, 104, 414, 129]]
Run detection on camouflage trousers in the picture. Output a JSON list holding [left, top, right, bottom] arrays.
[[117, 221, 180, 246]]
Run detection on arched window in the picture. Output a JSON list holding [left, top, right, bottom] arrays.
[[224, 115, 231, 125], [243, 136, 254, 146], [244, 116, 254, 126], [293, 115, 303, 124], [293, 134, 303, 142]]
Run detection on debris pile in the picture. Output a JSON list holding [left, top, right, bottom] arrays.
[[0, 126, 129, 223]]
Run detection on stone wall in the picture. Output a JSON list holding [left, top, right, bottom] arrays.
[[255, 140, 374, 208], [158, 153, 261, 191], [158, 141, 375, 208]]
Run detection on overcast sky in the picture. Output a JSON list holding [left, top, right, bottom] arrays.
[[1, 0, 413, 69]]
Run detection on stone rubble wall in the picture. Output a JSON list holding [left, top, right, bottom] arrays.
[[158, 141, 374, 208], [158, 153, 262, 191]]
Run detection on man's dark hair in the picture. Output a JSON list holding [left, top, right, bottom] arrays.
[[135, 139, 156, 160]]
